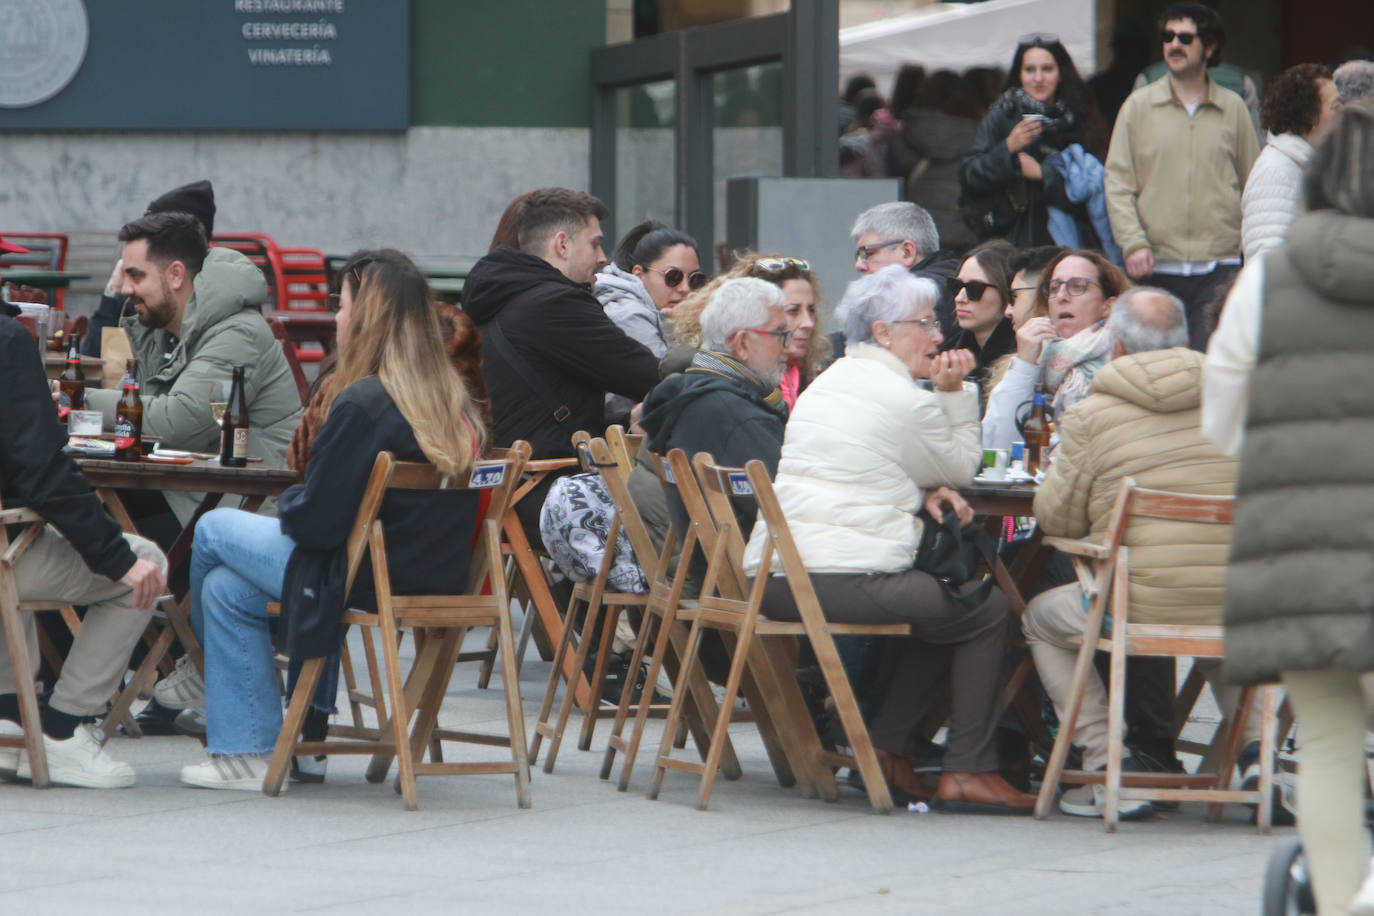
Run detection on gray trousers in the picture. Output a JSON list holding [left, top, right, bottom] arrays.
[[2, 526, 164, 717], [761, 569, 1011, 773]]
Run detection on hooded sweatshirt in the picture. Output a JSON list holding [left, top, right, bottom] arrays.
[[1033, 347, 1237, 624], [84, 246, 303, 522], [462, 246, 658, 459]]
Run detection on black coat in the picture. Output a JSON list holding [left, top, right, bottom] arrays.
[[276, 376, 480, 659], [0, 310, 137, 581], [911, 248, 963, 343], [958, 90, 1097, 249], [461, 247, 660, 460]]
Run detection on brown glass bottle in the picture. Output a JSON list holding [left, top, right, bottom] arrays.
[[219, 365, 250, 467], [1022, 386, 1053, 475], [114, 359, 143, 461], [57, 334, 84, 421]]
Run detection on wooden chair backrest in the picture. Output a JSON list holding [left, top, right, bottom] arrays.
[[584, 435, 667, 585], [1126, 482, 1235, 525], [689, 452, 756, 601], [340, 448, 525, 606]]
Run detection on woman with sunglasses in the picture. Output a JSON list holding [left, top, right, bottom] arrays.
[[958, 34, 1109, 249], [176, 250, 489, 791], [981, 248, 1130, 450], [944, 243, 1017, 406], [595, 220, 705, 360]]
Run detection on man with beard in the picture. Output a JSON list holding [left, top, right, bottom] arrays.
[[83, 211, 302, 530], [1105, 2, 1258, 351]]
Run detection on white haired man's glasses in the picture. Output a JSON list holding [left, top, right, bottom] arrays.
[[741, 327, 794, 346]]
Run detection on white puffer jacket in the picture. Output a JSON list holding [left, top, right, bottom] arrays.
[[1241, 132, 1312, 260], [743, 342, 981, 576]]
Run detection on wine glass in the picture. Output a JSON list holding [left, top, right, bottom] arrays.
[[208, 381, 228, 424]]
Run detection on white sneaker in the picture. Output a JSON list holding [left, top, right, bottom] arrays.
[[290, 754, 327, 784], [153, 655, 206, 710], [0, 719, 23, 779], [17, 723, 135, 788], [1058, 784, 1154, 821], [180, 753, 282, 792]]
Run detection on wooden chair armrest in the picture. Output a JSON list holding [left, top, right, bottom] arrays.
[[523, 458, 580, 473], [0, 508, 43, 525], [1042, 536, 1111, 559]]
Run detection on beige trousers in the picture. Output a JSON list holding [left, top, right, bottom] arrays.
[[1023, 582, 1263, 771], [1, 526, 164, 717], [1282, 667, 1373, 916]]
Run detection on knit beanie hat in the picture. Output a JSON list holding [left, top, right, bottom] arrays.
[[147, 180, 216, 238]]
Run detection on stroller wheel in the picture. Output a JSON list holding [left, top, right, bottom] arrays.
[[1262, 837, 1315, 916]]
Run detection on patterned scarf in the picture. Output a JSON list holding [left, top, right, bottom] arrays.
[[687, 349, 787, 412], [1040, 319, 1113, 419]]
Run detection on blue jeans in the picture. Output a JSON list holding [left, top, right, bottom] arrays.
[[191, 508, 339, 755]]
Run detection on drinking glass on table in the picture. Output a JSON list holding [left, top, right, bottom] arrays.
[[209, 381, 228, 424]]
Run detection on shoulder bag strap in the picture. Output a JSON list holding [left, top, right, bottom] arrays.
[[482, 319, 571, 424]]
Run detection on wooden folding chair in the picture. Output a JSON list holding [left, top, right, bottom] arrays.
[[0, 503, 60, 787], [262, 447, 530, 810], [647, 454, 908, 812], [1033, 477, 1278, 832], [599, 446, 737, 790]]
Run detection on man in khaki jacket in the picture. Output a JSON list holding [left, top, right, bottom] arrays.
[[1104, 2, 1259, 351], [1023, 287, 1258, 820]]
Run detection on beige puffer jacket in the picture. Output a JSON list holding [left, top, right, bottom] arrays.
[[1032, 348, 1237, 624]]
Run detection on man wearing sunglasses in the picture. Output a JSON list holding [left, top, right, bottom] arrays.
[[849, 201, 961, 343], [1105, 2, 1258, 351]]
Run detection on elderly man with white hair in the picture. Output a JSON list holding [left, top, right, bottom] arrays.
[[1334, 59, 1374, 103], [1023, 286, 1258, 822], [739, 265, 1035, 814], [639, 277, 792, 536]]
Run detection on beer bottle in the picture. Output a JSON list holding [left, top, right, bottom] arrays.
[[1022, 384, 1053, 476], [219, 364, 250, 467], [57, 334, 84, 421], [114, 358, 143, 461]]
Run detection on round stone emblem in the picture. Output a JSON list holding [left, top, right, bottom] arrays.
[[0, 0, 89, 109]]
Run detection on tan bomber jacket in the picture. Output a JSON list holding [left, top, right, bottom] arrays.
[[1105, 75, 1260, 263]]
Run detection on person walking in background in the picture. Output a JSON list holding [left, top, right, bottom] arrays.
[[1205, 104, 1374, 916], [1105, 2, 1259, 351], [1241, 63, 1343, 259]]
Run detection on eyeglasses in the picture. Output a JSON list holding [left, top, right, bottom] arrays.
[[645, 265, 708, 290], [1047, 277, 1099, 297], [742, 326, 794, 346], [326, 259, 374, 312], [753, 257, 811, 274], [1160, 29, 1198, 45], [891, 316, 939, 334], [947, 278, 999, 300], [1018, 32, 1060, 46], [854, 239, 904, 262], [1010, 286, 1039, 296]]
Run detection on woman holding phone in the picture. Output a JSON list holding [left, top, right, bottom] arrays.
[[958, 34, 1109, 248]]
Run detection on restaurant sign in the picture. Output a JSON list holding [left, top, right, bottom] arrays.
[[0, 0, 407, 130]]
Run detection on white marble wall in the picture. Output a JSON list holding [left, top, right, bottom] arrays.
[[0, 127, 589, 261]]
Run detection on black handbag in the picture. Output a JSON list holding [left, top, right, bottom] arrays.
[[914, 507, 1001, 607]]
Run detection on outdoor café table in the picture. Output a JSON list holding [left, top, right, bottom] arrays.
[[44, 352, 103, 381], [76, 456, 298, 684], [2, 269, 92, 290], [263, 308, 336, 355]]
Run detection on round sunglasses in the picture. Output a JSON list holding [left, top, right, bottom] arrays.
[[645, 265, 708, 290]]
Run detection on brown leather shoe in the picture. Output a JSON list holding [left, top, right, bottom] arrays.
[[874, 749, 934, 804], [933, 771, 1037, 815]]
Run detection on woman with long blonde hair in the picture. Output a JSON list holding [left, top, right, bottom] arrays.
[[177, 249, 488, 791]]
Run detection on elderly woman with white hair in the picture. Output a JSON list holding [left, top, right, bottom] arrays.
[[742, 265, 1034, 814]]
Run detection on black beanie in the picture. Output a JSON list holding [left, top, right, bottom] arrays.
[[147, 180, 216, 238]]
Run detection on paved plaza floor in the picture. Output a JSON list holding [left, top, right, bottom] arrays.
[[0, 623, 1290, 915]]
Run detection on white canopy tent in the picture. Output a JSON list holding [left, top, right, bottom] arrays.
[[840, 0, 1099, 94]]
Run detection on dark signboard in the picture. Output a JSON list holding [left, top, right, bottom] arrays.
[[0, 0, 408, 130]]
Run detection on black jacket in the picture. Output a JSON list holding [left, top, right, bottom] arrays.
[[911, 248, 963, 343], [276, 376, 479, 659], [943, 315, 1017, 373], [461, 247, 660, 459], [638, 367, 786, 536], [0, 310, 137, 581], [958, 90, 1096, 249]]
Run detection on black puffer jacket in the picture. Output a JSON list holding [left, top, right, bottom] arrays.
[[958, 89, 1096, 248], [462, 247, 659, 460], [0, 308, 137, 581]]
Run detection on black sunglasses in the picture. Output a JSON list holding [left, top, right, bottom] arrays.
[[1160, 29, 1198, 45], [645, 265, 708, 290], [326, 259, 374, 312], [947, 277, 999, 300]]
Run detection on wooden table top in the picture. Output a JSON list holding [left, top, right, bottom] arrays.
[[960, 479, 1037, 517], [44, 352, 103, 378], [77, 456, 297, 497]]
